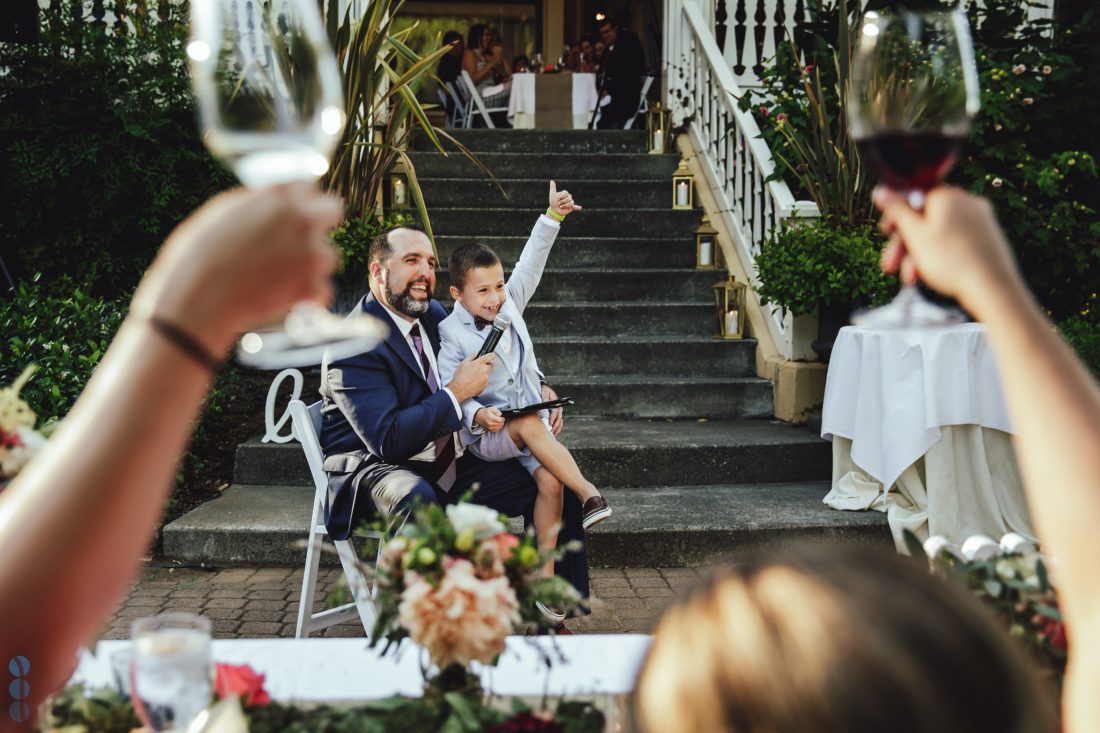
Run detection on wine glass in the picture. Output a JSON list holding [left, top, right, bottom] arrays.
[[848, 8, 980, 329], [188, 0, 386, 368], [130, 613, 213, 731]]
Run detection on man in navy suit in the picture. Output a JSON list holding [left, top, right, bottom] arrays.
[[318, 224, 590, 605]]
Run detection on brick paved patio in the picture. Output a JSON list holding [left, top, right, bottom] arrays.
[[101, 565, 711, 640]]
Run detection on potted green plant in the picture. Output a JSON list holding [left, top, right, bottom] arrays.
[[754, 217, 895, 361]]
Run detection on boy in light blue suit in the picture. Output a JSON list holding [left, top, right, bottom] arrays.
[[438, 183, 611, 608]]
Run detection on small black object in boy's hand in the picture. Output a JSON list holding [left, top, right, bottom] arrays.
[[499, 397, 574, 419]]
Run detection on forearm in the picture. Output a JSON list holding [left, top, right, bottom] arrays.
[[971, 279, 1100, 629], [0, 317, 215, 707]]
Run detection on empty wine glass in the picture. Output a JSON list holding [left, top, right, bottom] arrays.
[[188, 0, 386, 368], [130, 614, 213, 732], [848, 8, 981, 329]]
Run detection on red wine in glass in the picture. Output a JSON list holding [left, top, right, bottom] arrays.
[[856, 132, 966, 193]]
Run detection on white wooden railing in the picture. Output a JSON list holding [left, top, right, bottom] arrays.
[[664, 0, 819, 360]]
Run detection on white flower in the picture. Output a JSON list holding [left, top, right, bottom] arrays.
[[995, 559, 1016, 581], [446, 503, 506, 539]]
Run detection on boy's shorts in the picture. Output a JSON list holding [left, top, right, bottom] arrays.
[[468, 417, 551, 476]]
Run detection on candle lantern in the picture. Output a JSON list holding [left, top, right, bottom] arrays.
[[695, 215, 719, 269], [646, 102, 670, 154], [713, 276, 746, 339], [672, 159, 693, 209], [389, 158, 410, 209]]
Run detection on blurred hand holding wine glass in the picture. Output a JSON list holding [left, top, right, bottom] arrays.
[[848, 8, 981, 329], [188, 0, 385, 368]]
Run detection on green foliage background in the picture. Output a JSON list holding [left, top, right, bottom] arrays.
[[742, 0, 1099, 328]]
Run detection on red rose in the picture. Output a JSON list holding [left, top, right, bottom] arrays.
[[214, 663, 271, 707]]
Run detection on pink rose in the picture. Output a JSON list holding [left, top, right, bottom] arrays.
[[214, 663, 271, 708], [803, 64, 814, 75], [759, 106, 770, 118], [776, 112, 788, 124], [495, 533, 520, 560]]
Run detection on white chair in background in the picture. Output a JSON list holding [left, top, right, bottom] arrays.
[[444, 81, 469, 129], [461, 69, 509, 128], [592, 74, 656, 129], [291, 399, 382, 638]]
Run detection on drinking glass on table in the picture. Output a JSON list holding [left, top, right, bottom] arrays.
[[188, 0, 385, 368], [848, 8, 981, 329], [130, 613, 213, 732]]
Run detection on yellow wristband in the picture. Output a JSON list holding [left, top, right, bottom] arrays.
[[545, 208, 565, 222]]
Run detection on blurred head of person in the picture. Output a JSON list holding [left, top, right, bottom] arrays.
[[598, 19, 617, 47], [632, 544, 1056, 733], [467, 24, 491, 54], [593, 39, 606, 62], [580, 38, 594, 56], [442, 30, 464, 57], [513, 55, 530, 73]]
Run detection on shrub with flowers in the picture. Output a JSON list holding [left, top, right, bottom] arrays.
[[0, 366, 52, 491]]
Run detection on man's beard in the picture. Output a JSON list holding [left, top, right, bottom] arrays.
[[384, 272, 432, 318]]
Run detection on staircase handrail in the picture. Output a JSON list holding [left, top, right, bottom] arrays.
[[665, 0, 819, 360]]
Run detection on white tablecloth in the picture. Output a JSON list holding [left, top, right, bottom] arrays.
[[821, 324, 1036, 550], [507, 73, 598, 129], [73, 635, 651, 702]]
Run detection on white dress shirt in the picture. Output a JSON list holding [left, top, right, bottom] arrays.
[[379, 305, 463, 462]]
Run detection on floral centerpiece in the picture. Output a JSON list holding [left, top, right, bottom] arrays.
[[48, 500, 604, 732], [1, 366, 51, 491], [913, 531, 1066, 688]]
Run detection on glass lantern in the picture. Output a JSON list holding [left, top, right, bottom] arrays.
[[713, 276, 746, 339], [695, 215, 718, 269], [647, 102, 670, 155], [672, 159, 693, 209], [389, 158, 410, 209]]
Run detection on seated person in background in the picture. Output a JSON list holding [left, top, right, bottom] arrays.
[[488, 28, 511, 84], [595, 16, 645, 128], [571, 35, 597, 72], [0, 184, 342, 724], [634, 544, 1055, 733], [513, 54, 530, 74], [592, 39, 607, 69], [462, 23, 511, 126], [437, 182, 611, 621], [437, 30, 464, 85], [437, 30, 465, 120]]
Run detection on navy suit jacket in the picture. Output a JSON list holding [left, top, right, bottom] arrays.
[[318, 295, 461, 540]]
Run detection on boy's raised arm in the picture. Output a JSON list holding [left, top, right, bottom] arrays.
[[508, 181, 582, 311]]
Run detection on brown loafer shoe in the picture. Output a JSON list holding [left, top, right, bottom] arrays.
[[581, 496, 612, 529]]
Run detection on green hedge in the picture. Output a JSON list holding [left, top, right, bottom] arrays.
[[0, 2, 233, 296]]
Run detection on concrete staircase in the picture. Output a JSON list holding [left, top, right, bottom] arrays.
[[163, 130, 887, 568]]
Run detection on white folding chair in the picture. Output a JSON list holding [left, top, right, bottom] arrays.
[[445, 81, 469, 128], [461, 69, 509, 128], [623, 75, 655, 130], [291, 399, 383, 638]]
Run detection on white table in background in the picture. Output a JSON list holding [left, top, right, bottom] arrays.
[[821, 324, 1036, 551], [508, 73, 599, 129]]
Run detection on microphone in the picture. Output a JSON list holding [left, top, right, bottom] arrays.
[[476, 314, 512, 357]]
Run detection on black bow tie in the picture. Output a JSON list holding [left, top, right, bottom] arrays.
[[474, 316, 495, 330]]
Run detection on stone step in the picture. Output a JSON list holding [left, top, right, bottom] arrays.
[[420, 178, 673, 210], [522, 301, 717, 337], [552, 375, 773, 418], [435, 236, 698, 270], [234, 418, 830, 489], [161, 482, 890, 568], [429, 208, 699, 238], [534, 336, 755, 376], [413, 128, 648, 154], [431, 269, 721, 303], [407, 152, 682, 180]]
